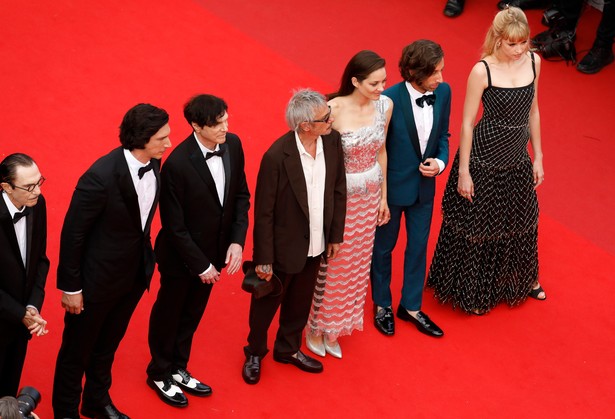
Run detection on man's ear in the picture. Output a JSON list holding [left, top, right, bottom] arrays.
[[0, 182, 11, 194]]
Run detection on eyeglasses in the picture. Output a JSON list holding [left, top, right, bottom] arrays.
[[11, 176, 46, 193], [310, 106, 332, 123]]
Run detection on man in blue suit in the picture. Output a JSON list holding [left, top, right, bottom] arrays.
[[371, 40, 450, 338]]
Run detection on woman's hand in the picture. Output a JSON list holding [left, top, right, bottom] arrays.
[[457, 172, 474, 203], [533, 160, 544, 189], [377, 199, 390, 226]]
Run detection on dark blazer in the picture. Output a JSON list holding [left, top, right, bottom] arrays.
[[253, 130, 346, 274], [384, 82, 451, 205], [0, 194, 49, 337], [155, 133, 250, 275], [57, 147, 160, 303]]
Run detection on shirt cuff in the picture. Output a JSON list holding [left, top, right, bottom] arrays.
[[26, 305, 39, 314], [200, 264, 213, 276], [61, 290, 83, 295], [435, 158, 445, 175]]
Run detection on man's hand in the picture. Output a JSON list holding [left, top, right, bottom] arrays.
[[326, 243, 341, 260], [62, 292, 84, 315], [22, 310, 49, 336], [255, 264, 273, 281], [199, 266, 221, 285], [225, 243, 243, 275], [419, 158, 440, 177]]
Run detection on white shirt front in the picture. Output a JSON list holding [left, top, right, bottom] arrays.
[[295, 132, 326, 257], [123, 148, 157, 231], [405, 82, 444, 173], [194, 133, 226, 206], [3, 192, 27, 266]]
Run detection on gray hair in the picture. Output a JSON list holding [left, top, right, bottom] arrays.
[[0, 396, 20, 419], [285, 89, 327, 132]]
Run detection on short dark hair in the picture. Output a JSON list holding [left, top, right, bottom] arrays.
[[119, 103, 169, 150], [399, 40, 444, 85], [0, 153, 36, 185], [329, 50, 386, 99], [183, 94, 228, 128]]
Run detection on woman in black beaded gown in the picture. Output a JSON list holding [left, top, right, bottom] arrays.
[[427, 6, 546, 314]]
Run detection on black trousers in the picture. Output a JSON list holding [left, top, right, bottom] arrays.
[[555, 0, 614, 48], [0, 329, 28, 398], [146, 272, 213, 380], [52, 282, 145, 418], [245, 256, 320, 358]]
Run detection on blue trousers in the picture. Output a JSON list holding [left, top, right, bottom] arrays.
[[371, 201, 434, 311]]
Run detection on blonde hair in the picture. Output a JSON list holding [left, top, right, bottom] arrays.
[[482, 6, 530, 57]]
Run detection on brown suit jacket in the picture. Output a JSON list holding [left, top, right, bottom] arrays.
[[253, 130, 346, 274]]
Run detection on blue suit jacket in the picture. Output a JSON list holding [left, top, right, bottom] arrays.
[[384, 81, 451, 206]]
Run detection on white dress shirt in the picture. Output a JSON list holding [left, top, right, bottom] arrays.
[[405, 82, 445, 173], [3, 192, 27, 266], [124, 149, 157, 230], [295, 132, 326, 257], [194, 133, 226, 206]]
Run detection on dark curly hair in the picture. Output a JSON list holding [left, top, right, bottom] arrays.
[[399, 40, 444, 86], [119, 103, 169, 150], [184, 94, 228, 128]]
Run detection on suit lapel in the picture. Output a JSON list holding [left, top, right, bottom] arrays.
[[397, 83, 423, 160], [0, 195, 25, 271], [115, 149, 143, 232], [282, 133, 309, 220], [25, 210, 33, 274], [220, 142, 231, 206], [188, 138, 222, 208], [143, 158, 161, 235]]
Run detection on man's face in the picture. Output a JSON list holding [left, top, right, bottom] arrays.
[[308, 104, 334, 137], [194, 112, 229, 150], [142, 123, 172, 160], [418, 58, 445, 93], [1, 163, 43, 209]]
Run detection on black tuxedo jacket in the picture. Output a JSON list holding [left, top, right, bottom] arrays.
[[0, 193, 49, 338], [253, 130, 347, 274], [154, 133, 250, 276], [57, 147, 160, 303]]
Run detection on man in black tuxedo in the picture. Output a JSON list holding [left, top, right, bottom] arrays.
[[52, 104, 171, 419], [0, 153, 49, 398], [146, 94, 250, 407]]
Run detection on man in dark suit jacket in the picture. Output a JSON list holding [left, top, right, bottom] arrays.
[[241, 89, 346, 385], [146, 94, 250, 407], [0, 153, 49, 398], [371, 40, 450, 338], [52, 104, 171, 419]]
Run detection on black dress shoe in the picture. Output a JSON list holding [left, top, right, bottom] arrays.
[[242, 354, 261, 384], [443, 0, 464, 18], [577, 46, 614, 74], [172, 368, 212, 396], [146, 376, 188, 407], [273, 350, 323, 373], [81, 402, 130, 419], [374, 305, 395, 336], [497, 0, 549, 10], [396, 307, 444, 338]]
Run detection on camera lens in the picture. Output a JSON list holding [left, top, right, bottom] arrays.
[[17, 386, 41, 417]]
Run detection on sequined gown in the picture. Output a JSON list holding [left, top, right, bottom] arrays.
[[306, 96, 389, 339], [427, 55, 539, 313]]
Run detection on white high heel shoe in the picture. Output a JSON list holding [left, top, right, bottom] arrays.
[[306, 333, 326, 357], [324, 338, 342, 359]]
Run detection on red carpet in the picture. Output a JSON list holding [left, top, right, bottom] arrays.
[[2, 0, 614, 417]]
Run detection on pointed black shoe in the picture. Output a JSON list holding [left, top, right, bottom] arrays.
[[396, 307, 444, 338], [81, 402, 130, 419], [374, 305, 395, 336], [577, 46, 614, 74], [242, 354, 261, 384]]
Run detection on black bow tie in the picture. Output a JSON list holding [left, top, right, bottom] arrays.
[[13, 207, 31, 224], [205, 149, 225, 160], [416, 94, 436, 108], [137, 164, 153, 179]]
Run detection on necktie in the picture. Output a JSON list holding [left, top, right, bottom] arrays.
[[13, 207, 31, 224], [415, 94, 436, 108], [205, 149, 226, 160], [138, 164, 153, 179]]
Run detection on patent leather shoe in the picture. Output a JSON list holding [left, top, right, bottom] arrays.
[[146, 376, 188, 407], [172, 368, 212, 396], [374, 305, 395, 336], [443, 0, 464, 17], [273, 350, 323, 373], [396, 307, 444, 338], [81, 402, 131, 418], [242, 354, 261, 384]]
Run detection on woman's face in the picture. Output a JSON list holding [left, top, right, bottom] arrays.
[[499, 38, 529, 60], [354, 67, 387, 100]]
